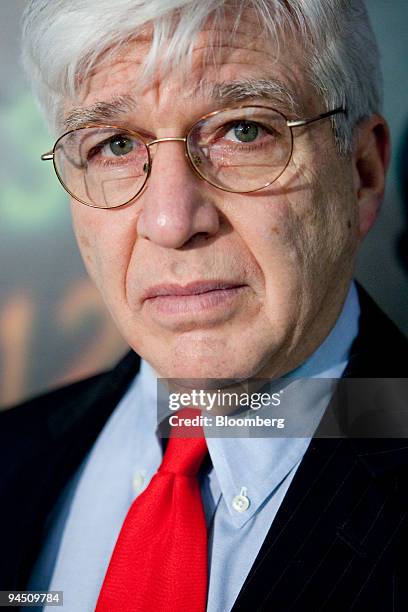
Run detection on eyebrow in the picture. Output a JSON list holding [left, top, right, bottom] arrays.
[[196, 78, 301, 115], [61, 94, 137, 131], [61, 78, 300, 131]]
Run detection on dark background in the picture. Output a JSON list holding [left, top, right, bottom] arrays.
[[0, 1, 407, 407]]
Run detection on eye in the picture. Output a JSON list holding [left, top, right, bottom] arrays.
[[107, 135, 134, 156], [228, 121, 260, 143], [86, 132, 140, 163]]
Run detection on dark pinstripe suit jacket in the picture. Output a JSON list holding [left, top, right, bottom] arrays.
[[1, 284, 408, 611]]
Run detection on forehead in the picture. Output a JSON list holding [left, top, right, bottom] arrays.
[[65, 10, 310, 130]]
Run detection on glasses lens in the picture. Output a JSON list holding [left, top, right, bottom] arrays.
[[187, 106, 292, 192], [53, 127, 149, 208]]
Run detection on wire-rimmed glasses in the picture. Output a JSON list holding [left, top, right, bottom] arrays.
[[41, 105, 346, 209]]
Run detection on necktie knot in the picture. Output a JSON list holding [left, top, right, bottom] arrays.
[[159, 408, 208, 476], [159, 435, 208, 476]]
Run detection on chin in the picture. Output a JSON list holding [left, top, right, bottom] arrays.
[[134, 327, 284, 383], [151, 351, 268, 385]]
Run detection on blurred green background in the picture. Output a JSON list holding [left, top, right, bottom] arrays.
[[0, 1, 407, 407]]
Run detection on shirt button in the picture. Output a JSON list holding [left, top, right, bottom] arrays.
[[132, 471, 145, 493], [232, 488, 250, 513]]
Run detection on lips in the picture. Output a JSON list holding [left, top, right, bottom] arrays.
[[142, 280, 246, 301]]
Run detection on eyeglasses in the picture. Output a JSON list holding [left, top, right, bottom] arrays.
[[41, 105, 346, 209]]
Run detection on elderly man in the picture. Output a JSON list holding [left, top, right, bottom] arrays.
[[1, 0, 407, 611]]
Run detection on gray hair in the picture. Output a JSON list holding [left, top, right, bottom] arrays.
[[21, 0, 382, 154]]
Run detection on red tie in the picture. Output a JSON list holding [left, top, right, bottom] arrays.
[[96, 409, 209, 612]]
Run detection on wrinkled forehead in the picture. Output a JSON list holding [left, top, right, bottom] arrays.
[[64, 11, 309, 131]]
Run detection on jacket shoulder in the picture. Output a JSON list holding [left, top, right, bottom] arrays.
[[0, 350, 140, 440], [346, 283, 408, 376], [0, 372, 109, 432]]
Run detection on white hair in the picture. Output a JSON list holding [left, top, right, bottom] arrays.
[[21, 0, 382, 153]]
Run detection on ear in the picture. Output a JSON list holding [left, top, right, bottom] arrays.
[[352, 114, 391, 240]]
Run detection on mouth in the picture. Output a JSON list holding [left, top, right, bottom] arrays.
[[142, 280, 248, 316], [143, 280, 246, 299]]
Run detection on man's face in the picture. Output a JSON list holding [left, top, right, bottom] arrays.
[[68, 12, 361, 380]]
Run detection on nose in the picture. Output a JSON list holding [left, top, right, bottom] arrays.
[[136, 139, 220, 248]]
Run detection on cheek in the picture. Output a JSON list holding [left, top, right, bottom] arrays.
[[228, 163, 356, 325], [228, 196, 308, 320], [71, 205, 99, 276], [74, 228, 95, 273], [70, 202, 137, 298]]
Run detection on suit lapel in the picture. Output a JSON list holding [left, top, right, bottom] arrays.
[[232, 437, 408, 611], [0, 351, 140, 589]]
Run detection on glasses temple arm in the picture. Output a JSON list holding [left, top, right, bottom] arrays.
[[41, 151, 54, 161], [287, 106, 346, 128]]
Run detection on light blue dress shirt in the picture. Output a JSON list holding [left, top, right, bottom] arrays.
[[30, 283, 360, 611]]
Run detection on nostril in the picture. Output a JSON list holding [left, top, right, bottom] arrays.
[[181, 232, 211, 250]]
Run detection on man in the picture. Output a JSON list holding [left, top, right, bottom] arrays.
[[1, 1, 407, 610]]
